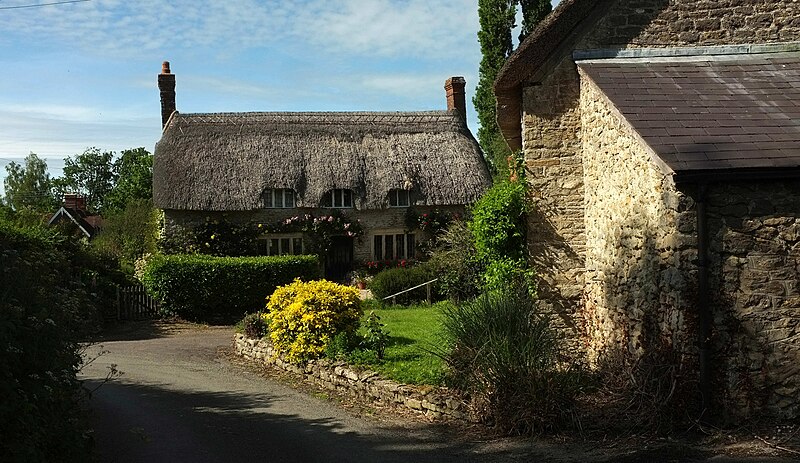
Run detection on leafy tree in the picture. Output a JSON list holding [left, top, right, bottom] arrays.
[[91, 198, 160, 268], [3, 152, 57, 212], [56, 147, 116, 213], [474, 0, 552, 179], [104, 147, 153, 213]]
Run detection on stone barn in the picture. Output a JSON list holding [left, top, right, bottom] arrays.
[[153, 63, 491, 280], [494, 0, 800, 419]]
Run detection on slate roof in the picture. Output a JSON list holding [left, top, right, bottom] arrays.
[[578, 52, 800, 175]]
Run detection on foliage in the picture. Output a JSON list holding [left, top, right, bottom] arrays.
[[159, 215, 262, 257], [441, 287, 584, 434], [517, 0, 552, 43], [91, 198, 159, 268], [362, 258, 415, 275], [367, 262, 440, 305], [240, 312, 270, 339], [474, 0, 516, 177], [141, 254, 321, 321], [404, 207, 459, 236], [470, 179, 528, 262], [3, 152, 58, 212], [104, 147, 153, 213], [265, 279, 363, 363], [427, 219, 484, 301], [361, 311, 389, 359], [55, 147, 116, 213], [0, 215, 97, 461], [266, 211, 363, 256]]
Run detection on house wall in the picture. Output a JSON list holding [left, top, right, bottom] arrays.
[[705, 181, 800, 419], [163, 205, 462, 268], [580, 74, 697, 364]]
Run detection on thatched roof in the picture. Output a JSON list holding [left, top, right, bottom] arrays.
[[493, 0, 615, 150], [154, 111, 490, 211]]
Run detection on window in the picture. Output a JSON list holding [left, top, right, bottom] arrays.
[[321, 189, 353, 208], [263, 189, 295, 208], [373, 232, 415, 260], [257, 235, 304, 256], [388, 189, 410, 207]]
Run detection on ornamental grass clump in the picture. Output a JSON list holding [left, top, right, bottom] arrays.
[[266, 279, 363, 363], [441, 286, 585, 435]]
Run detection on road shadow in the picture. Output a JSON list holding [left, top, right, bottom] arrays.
[[86, 319, 213, 342], [83, 379, 553, 463]]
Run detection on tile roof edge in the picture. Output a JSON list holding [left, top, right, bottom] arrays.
[[573, 41, 800, 62]]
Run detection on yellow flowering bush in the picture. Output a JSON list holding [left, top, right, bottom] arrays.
[[265, 279, 362, 363]]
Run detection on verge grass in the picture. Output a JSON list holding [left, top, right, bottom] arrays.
[[359, 299, 450, 385]]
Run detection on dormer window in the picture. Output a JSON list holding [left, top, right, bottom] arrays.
[[388, 189, 410, 207], [264, 189, 295, 208], [321, 189, 353, 208]]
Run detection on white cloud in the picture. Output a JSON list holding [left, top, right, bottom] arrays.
[[0, 0, 480, 61]]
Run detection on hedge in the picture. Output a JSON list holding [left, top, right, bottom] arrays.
[[368, 263, 441, 305], [141, 254, 321, 321]]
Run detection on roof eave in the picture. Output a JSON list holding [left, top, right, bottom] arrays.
[[674, 167, 800, 184]]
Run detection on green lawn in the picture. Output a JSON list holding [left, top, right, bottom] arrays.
[[359, 300, 451, 385]]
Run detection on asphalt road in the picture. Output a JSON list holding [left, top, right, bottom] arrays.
[[79, 324, 537, 463], [79, 323, 796, 463]]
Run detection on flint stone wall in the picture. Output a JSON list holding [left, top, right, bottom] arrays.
[[233, 333, 471, 422]]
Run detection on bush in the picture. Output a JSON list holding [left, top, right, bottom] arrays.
[[368, 263, 439, 305], [427, 220, 483, 301], [141, 254, 320, 321], [0, 217, 95, 462], [240, 312, 269, 339], [441, 287, 584, 434], [266, 279, 363, 363]]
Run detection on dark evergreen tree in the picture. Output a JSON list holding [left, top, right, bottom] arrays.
[[518, 0, 552, 43]]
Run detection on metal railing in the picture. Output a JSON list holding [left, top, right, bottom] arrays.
[[382, 278, 439, 305]]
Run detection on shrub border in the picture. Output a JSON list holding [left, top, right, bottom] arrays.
[[234, 333, 472, 422]]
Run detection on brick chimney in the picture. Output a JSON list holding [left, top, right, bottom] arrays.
[[158, 61, 176, 129], [64, 193, 86, 212], [444, 76, 467, 123]]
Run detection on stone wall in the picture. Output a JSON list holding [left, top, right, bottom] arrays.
[[579, 73, 697, 363], [585, 0, 800, 49], [706, 181, 800, 419], [522, 60, 586, 348], [233, 334, 471, 422]]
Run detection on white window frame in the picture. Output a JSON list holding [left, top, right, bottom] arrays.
[[322, 189, 353, 208], [371, 230, 416, 260], [264, 189, 295, 208], [258, 234, 304, 256], [388, 189, 410, 208]]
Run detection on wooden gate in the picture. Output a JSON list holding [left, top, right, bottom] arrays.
[[115, 284, 159, 320]]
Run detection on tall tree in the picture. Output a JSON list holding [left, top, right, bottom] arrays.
[[474, 0, 516, 179], [3, 152, 57, 212], [56, 147, 116, 213], [104, 147, 153, 213], [518, 0, 552, 43], [474, 0, 552, 179]]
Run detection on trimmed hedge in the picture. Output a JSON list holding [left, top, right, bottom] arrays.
[[368, 263, 440, 305], [141, 254, 321, 321]]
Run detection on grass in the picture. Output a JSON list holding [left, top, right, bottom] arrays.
[[358, 299, 451, 385]]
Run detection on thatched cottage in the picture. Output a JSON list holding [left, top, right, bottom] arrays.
[[153, 62, 490, 279], [494, 0, 800, 420]]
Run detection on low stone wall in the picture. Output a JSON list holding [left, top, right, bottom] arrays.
[[233, 333, 471, 422]]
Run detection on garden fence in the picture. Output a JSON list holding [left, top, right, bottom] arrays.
[[115, 283, 159, 320]]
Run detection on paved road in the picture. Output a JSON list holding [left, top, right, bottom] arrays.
[[80, 323, 794, 463], [79, 324, 541, 463]]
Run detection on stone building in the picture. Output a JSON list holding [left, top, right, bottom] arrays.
[[494, 0, 800, 419], [153, 63, 490, 280]]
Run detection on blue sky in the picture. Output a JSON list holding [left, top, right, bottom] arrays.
[[0, 0, 558, 178]]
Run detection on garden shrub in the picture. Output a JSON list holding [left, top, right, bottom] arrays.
[[141, 254, 320, 321], [427, 220, 483, 301], [0, 217, 96, 462], [367, 262, 440, 305], [441, 286, 584, 434], [240, 312, 269, 339], [266, 279, 362, 363]]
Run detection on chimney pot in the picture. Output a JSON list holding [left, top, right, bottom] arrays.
[[445, 76, 467, 124], [158, 61, 176, 130]]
